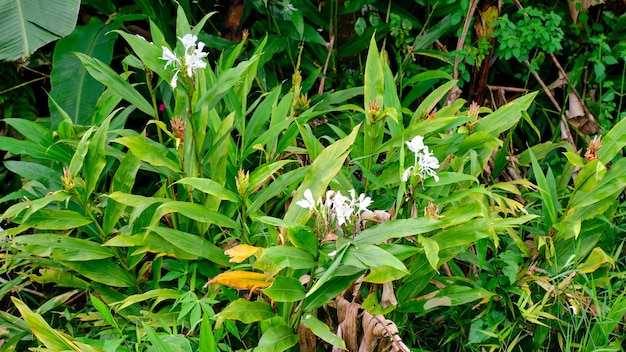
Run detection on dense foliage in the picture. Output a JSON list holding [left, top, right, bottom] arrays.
[[1, 0, 626, 351]]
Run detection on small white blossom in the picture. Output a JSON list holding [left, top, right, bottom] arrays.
[[161, 34, 208, 88], [406, 135, 425, 154], [161, 47, 179, 68], [296, 188, 316, 210], [403, 135, 439, 183]]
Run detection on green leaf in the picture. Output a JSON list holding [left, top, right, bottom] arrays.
[[112, 134, 181, 173], [111, 289, 181, 311], [0, 136, 71, 163], [598, 116, 626, 164], [49, 17, 119, 126], [115, 30, 170, 80], [216, 299, 274, 324], [175, 177, 241, 203], [75, 52, 153, 115], [11, 297, 82, 351], [343, 244, 408, 278], [301, 313, 346, 349], [12, 234, 114, 261], [412, 80, 458, 121], [142, 322, 171, 352], [199, 311, 217, 352], [147, 226, 230, 266], [419, 235, 440, 271], [150, 201, 240, 230], [20, 209, 93, 230], [90, 294, 118, 330], [262, 246, 316, 270], [62, 259, 135, 287], [103, 151, 141, 235], [0, 0, 80, 61], [263, 276, 306, 302], [285, 125, 360, 225], [83, 114, 111, 198], [474, 92, 538, 136], [255, 325, 299, 352]]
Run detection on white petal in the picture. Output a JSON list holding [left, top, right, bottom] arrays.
[[179, 34, 198, 51], [401, 166, 413, 182], [406, 136, 425, 154]]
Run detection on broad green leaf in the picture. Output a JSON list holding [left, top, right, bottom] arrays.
[[107, 192, 168, 207], [90, 294, 118, 329], [62, 259, 135, 287], [175, 177, 241, 203], [111, 289, 181, 312], [0, 0, 80, 61], [412, 80, 458, 121], [355, 217, 442, 245], [0, 136, 71, 163], [301, 313, 346, 349], [343, 244, 408, 278], [364, 34, 384, 115], [304, 273, 362, 312], [49, 17, 119, 126], [83, 115, 111, 198], [103, 152, 141, 235], [104, 233, 197, 260], [216, 299, 274, 324], [262, 246, 316, 270], [112, 134, 181, 173], [305, 243, 351, 298], [11, 297, 84, 351], [598, 116, 626, 164], [150, 201, 240, 230], [75, 53, 153, 115], [363, 265, 410, 283], [142, 322, 171, 352], [3, 161, 61, 190], [577, 247, 614, 274], [255, 325, 299, 352], [0, 191, 72, 221], [20, 208, 92, 230], [148, 226, 230, 266], [263, 276, 306, 302], [115, 30, 169, 80], [13, 234, 114, 261], [288, 227, 318, 256], [199, 311, 217, 352], [285, 125, 360, 225], [474, 92, 538, 136], [419, 235, 440, 271]]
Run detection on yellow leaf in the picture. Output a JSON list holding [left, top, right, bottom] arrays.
[[208, 271, 273, 291], [224, 244, 262, 263], [577, 247, 615, 274]]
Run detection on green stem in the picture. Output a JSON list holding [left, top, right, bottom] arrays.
[[145, 70, 164, 145]]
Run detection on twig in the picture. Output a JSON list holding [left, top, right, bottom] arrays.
[[318, 31, 335, 96], [487, 85, 530, 93], [453, 0, 479, 81], [0, 277, 47, 298]]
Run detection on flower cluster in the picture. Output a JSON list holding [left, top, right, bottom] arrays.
[[296, 188, 372, 230], [402, 135, 440, 183], [160, 34, 208, 88]]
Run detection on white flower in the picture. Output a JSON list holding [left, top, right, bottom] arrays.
[[357, 193, 372, 213], [406, 136, 425, 154], [161, 47, 179, 68], [403, 136, 440, 183], [296, 188, 316, 210], [161, 34, 208, 88], [179, 34, 198, 51]]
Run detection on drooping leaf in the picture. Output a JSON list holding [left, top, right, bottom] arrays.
[[62, 259, 135, 287], [148, 226, 230, 266], [12, 234, 114, 261], [175, 177, 241, 203], [20, 209, 93, 230], [75, 53, 153, 115], [112, 134, 181, 173], [255, 325, 299, 352], [474, 92, 538, 136], [216, 298, 275, 324], [0, 0, 80, 61]]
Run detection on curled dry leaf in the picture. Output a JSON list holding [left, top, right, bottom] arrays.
[[359, 311, 409, 352], [298, 320, 317, 352], [336, 297, 360, 351], [569, 0, 605, 23], [567, 91, 600, 135]]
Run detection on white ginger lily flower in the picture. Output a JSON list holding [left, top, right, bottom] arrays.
[[403, 135, 440, 183], [161, 34, 208, 88], [296, 188, 316, 210]]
